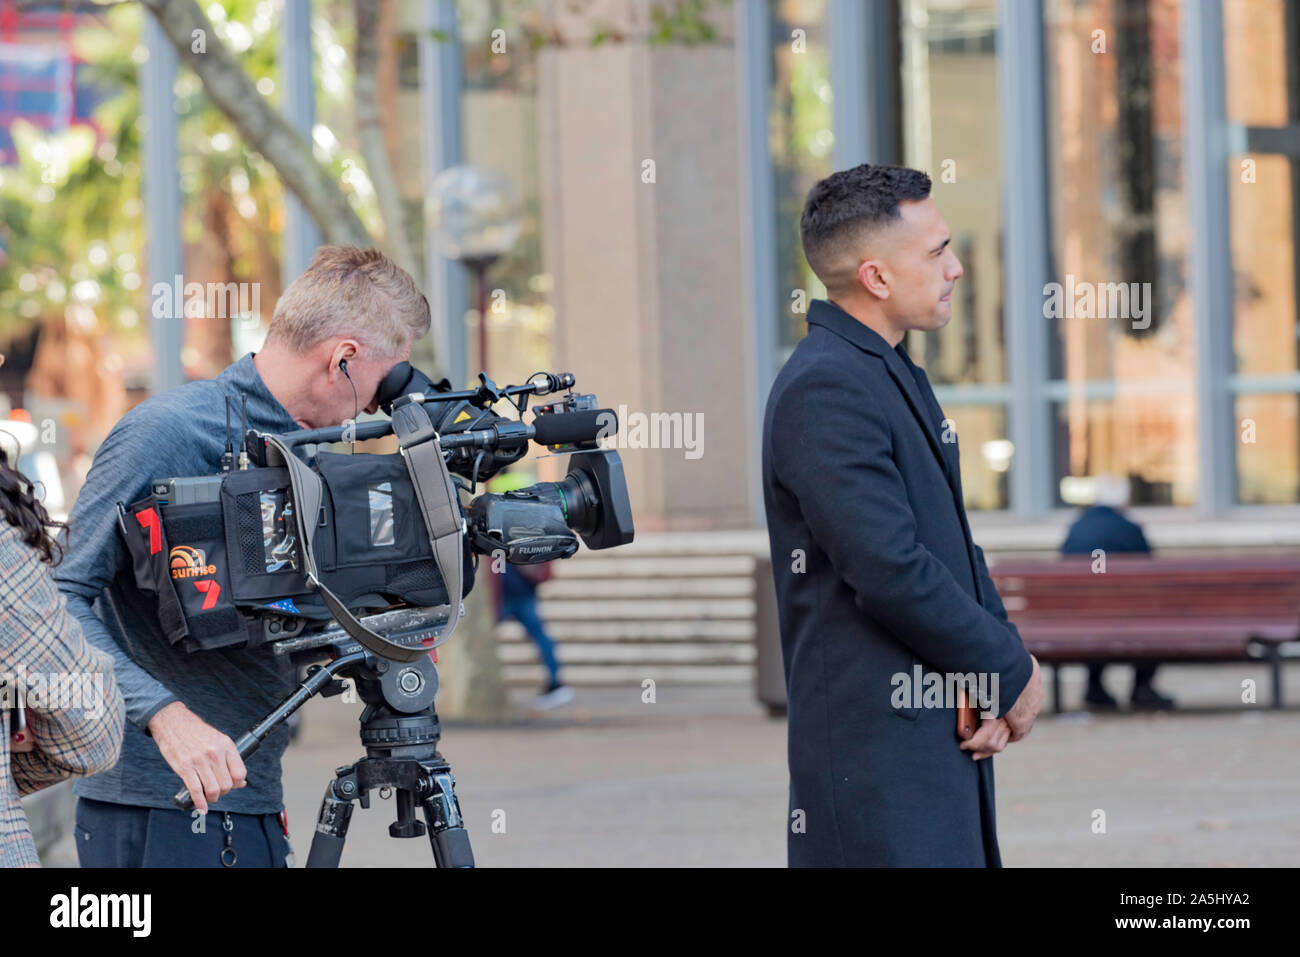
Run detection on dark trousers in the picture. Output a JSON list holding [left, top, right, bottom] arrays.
[[75, 797, 292, 868], [501, 595, 561, 685], [1088, 663, 1158, 689]]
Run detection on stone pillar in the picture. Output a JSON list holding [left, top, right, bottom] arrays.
[[537, 15, 755, 531]]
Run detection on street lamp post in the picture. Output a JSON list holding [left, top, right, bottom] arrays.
[[426, 165, 522, 378], [422, 165, 522, 723]]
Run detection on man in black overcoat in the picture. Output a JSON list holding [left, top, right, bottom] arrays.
[[762, 164, 1044, 867]]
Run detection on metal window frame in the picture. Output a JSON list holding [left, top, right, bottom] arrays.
[[829, 0, 900, 169], [736, 0, 778, 527], [996, 0, 1053, 518], [1181, 0, 1237, 514]]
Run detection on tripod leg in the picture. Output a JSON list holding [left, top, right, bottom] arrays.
[[306, 781, 355, 868], [420, 768, 474, 868], [430, 824, 475, 868]]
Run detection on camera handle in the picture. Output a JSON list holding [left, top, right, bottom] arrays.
[[172, 649, 367, 812]]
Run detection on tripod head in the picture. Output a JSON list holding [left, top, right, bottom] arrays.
[[170, 605, 474, 867], [171, 606, 450, 812]]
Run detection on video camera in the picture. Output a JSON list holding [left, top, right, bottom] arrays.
[[114, 364, 633, 862], [117, 364, 634, 664]]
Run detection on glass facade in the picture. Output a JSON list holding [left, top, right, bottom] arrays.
[[403, 0, 1300, 526], [1043, 0, 1197, 508], [1224, 0, 1300, 504], [768, 0, 831, 367], [755, 0, 1299, 515], [900, 0, 1009, 510]]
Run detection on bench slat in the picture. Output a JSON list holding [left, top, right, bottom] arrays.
[[984, 557, 1300, 661]]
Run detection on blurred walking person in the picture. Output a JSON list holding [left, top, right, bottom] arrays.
[[486, 468, 573, 710], [501, 561, 573, 710]]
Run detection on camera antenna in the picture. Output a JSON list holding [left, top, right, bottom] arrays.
[[222, 396, 234, 472], [238, 393, 249, 470]]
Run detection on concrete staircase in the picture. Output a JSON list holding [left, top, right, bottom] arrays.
[[494, 531, 769, 688]]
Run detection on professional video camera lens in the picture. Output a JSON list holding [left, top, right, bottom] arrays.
[[467, 448, 634, 560], [551, 470, 599, 537]]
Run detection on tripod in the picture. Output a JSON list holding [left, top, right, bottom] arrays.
[[172, 607, 475, 868], [305, 657, 474, 867]]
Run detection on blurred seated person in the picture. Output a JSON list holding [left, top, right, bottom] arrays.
[[1060, 474, 1175, 712]]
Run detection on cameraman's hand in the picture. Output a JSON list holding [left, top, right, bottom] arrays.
[[147, 702, 246, 813], [1004, 655, 1044, 743]]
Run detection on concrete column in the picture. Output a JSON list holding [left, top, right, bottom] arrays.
[[538, 34, 751, 530]]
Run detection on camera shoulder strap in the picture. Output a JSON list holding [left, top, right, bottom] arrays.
[[264, 423, 464, 663], [391, 400, 465, 648]]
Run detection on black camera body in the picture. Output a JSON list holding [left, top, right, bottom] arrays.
[[117, 365, 634, 659]]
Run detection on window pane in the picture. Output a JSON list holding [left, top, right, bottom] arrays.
[[1043, 0, 1196, 506], [944, 403, 1010, 510], [900, 0, 1005, 387], [1223, 0, 1292, 128], [1228, 154, 1299, 376], [1050, 397, 1197, 506], [1236, 394, 1300, 503], [769, 0, 831, 364], [1224, 0, 1299, 379]]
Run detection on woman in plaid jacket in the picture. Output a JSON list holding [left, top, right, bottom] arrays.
[[0, 434, 124, 867]]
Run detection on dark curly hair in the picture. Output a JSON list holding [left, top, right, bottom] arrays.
[[0, 438, 67, 566], [800, 163, 933, 294]]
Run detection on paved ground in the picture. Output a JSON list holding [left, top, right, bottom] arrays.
[[37, 660, 1298, 867], [273, 660, 1300, 867]]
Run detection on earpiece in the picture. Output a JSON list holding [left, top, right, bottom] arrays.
[[339, 358, 351, 378]]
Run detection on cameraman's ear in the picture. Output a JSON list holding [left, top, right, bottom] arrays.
[[330, 341, 358, 376]]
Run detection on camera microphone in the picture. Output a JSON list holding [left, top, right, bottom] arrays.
[[531, 408, 613, 448]]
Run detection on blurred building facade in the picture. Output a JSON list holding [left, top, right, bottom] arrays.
[[409, 0, 1300, 551], [3, 0, 1293, 690], [8, 0, 1296, 552]]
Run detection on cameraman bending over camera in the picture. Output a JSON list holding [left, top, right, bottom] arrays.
[[55, 246, 428, 867]]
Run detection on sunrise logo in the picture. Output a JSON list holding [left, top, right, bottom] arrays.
[[169, 545, 217, 580]]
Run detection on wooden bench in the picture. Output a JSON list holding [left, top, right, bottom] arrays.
[[989, 556, 1300, 711]]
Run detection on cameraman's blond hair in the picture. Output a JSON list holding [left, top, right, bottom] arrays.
[[267, 245, 430, 357]]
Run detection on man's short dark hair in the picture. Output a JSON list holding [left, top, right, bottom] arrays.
[[800, 164, 932, 292]]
